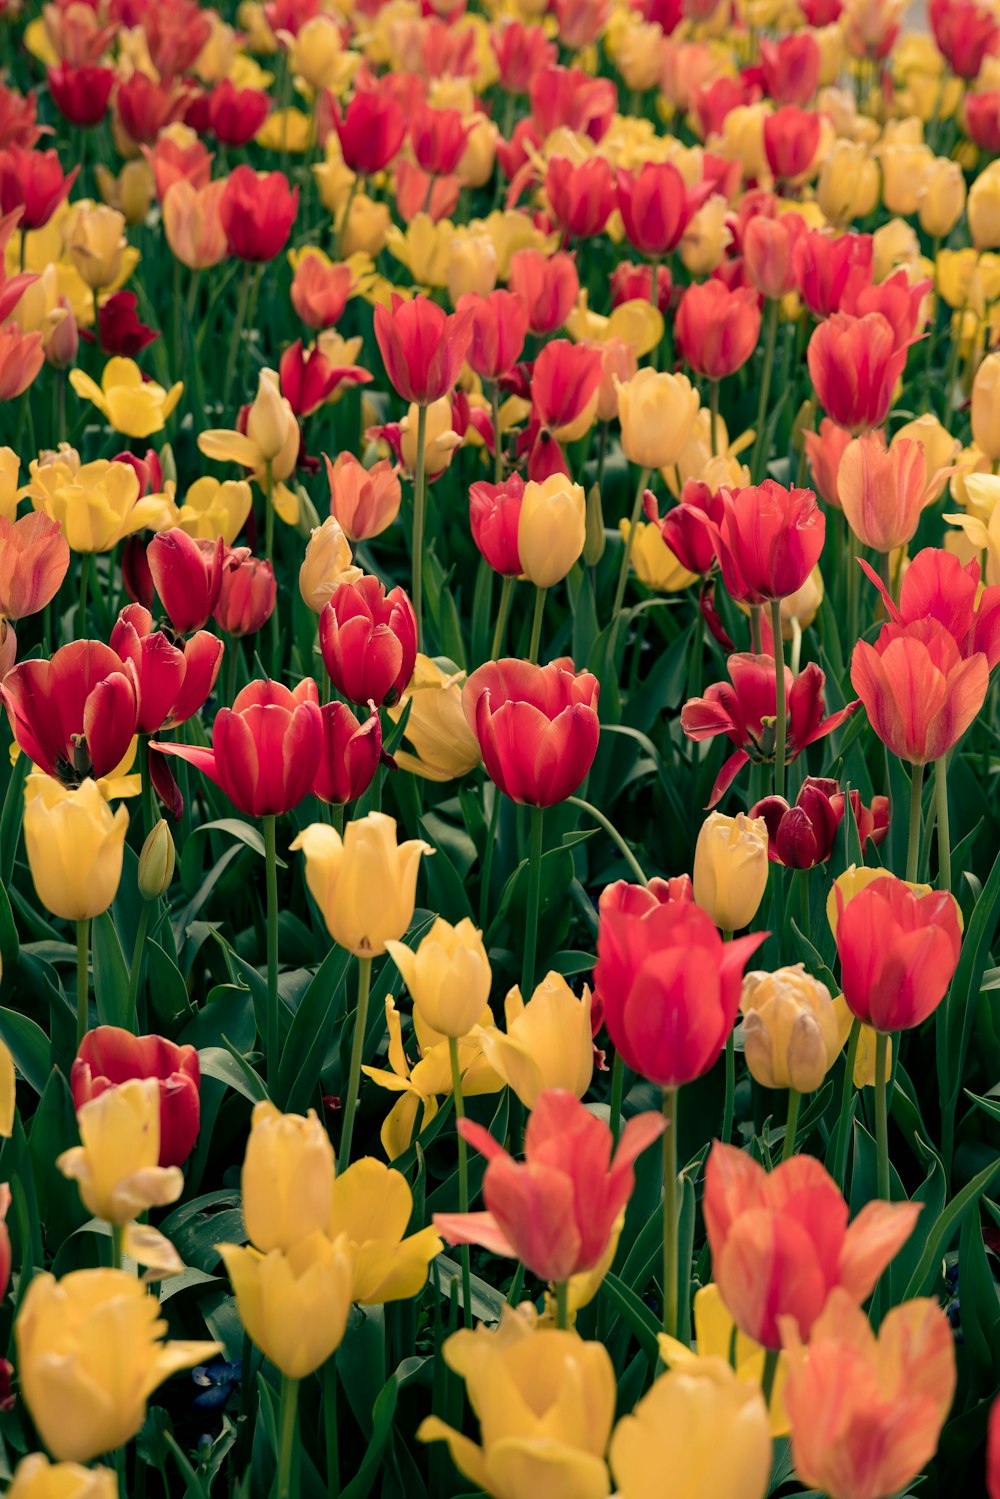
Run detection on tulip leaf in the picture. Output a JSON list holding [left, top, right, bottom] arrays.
[[277, 941, 351, 1112], [433, 1256, 506, 1326], [147, 939, 195, 1029], [0, 1005, 50, 1096], [192, 819, 288, 867], [0, 880, 18, 977], [902, 1154, 1000, 1301], [599, 1272, 661, 1365], [27, 1066, 88, 1251], [340, 1357, 429, 1499], [199, 1044, 268, 1106], [0, 749, 28, 887], [91, 911, 131, 1030], [939, 839, 1000, 1172]]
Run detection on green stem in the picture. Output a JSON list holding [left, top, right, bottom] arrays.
[[111, 1222, 125, 1271], [611, 467, 651, 625], [761, 1347, 780, 1406], [527, 586, 546, 664], [489, 380, 503, 483], [223, 263, 252, 411], [906, 762, 924, 884], [138, 734, 154, 839], [721, 1029, 735, 1146], [662, 1086, 678, 1338], [264, 815, 279, 1086], [76, 918, 90, 1048], [751, 299, 780, 484], [275, 1374, 300, 1499], [263, 460, 279, 676], [124, 901, 151, 1033], [609, 1050, 626, 1147], [412, 401, 428, 651], [520, 805, 544, 1000], [323, 1357, 339, 1499], [566, 796, 647, 885], [874, 1030, 890, 1201], [338, 956, 372, 1171], [78, 551, 92, 632], [490, 575, 515, 661], [833, 1017, 861, 1191], [771, 599, 786, 801], [479, 786, 501, 929], [935, 758, 951, 891], [554, 1280, 570, 1329], [709, 380, 719, 457], [448, 1036, 473, 1329], [781, 1087, 801, 1162]]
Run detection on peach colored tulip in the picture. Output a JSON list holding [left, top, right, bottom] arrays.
[[851, 618, 989, 764], [162, 179, 228, 270], [324, 452, 402, 542], [0, 512, 69, 619], [803, 418, 852, 510], [837, 433, 934, 553]]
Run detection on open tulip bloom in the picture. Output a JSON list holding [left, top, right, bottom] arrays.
[[3, 7, 1000, 1499]]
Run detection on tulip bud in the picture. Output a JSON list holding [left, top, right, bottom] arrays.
[[299, 516, 363, 612], [386, 916, 491, 1038], [246, 368, 299, 479], [242, 1101, 335, 1253], [973, 350, 1000, 460], [213, 550, 277, 637], [917, 157, 966, 238], [138, 819, 175, 900], [741, 964, 848, 1092], [44, 299, 79, 369], [584, 482, 606, 565], [969, 160, 1000, 251], [693, 811, 769, 932], [517, 474, 586, 587]]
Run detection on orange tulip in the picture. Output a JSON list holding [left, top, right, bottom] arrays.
[[0, 512, 69, 620], [837, 433, 937, 552], [162, 179, 228, 270], [851, 618, 989, 765]]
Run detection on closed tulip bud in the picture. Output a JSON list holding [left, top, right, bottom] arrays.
[[615, 368, 701, 471], [973, 352, 1000, 461], [694, 812, 769, 932], [517, 474, 586, 587], [16, 1268, 219, 1462], [741, 964, 849, 1092], [292, 812, 432, 958], [480, 971, 593, 1106], [918, 157, 966, 237], [213, 551, 276, 638], [137, 819, 175, 900], [57, 1077, 184, 1224], [7, 1455, 117, 1499], [241, 1101, 334, 1253], [23, 776, 128, 923], [67, 204, 127, 291], [246, 368, 299, 479], [45, 300, 79, 369], [386, 653, 481, 782], [218, 1231, 352, 1379], [969, 161, 1000, 251], [816, 139, 879, 225], [387, 916, 491, 1038], [298, 516, 362, 613], [584, 481, 606, 565]]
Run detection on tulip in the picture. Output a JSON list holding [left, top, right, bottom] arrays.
[[162, 179, 228, 269], [418, 1305, 616, 1495], [373, 293, 473, 406], [493, 21, 558, 92], [213, 551, 276, 638], [0, 144, 77, 229], [48, 61, 115, 127], [972, 351, 1000, 461], [292, 812, 431, 959], [385, 654, 481, 782], [325, 452, 401, 542], [970, 161, 1000, 251], [530, 339, 602, 443], [508, 248, 579, 335], [752, 776, 888, 868], [218, 1231, 352, 1379], [147, 530, 225, 633], [387, 916, 491, 1039], [545, 154, 615, 240], [463, 657, 600, 807], [609, 1359, 772, 1499], [611, 261, 672, 313], [615, 368, 700, 471], [793, 230, 873, 317], [69, 356, 182, 440], [990, 1396, 1000, 1499], [279, 338, 371, 418], [675, 282, 761, 380], [517, 474, 587, 588], [8, 1454, 117, 1499], [741, 965, 849, 1092], [930, 0, 1000, 74], [71, 1027, 200, 1169], [917, 157, 966, 238], [657, 480, 722, 576], [329, 1156, 441, 1303], [834, 873, 961, 1032], [398, 397, 461, 474], [241, 1101, 335, 1253], [116, 74, 190, 145], [90, 291, 158, 359], [435, 1089, 663, 1282], [703, 1143, 920, 1348], [659, 1282, 790, 1438], [619, 518, 696, 591], [807, 311, 907, 433], [310, 700, 380, 806], [299, 517, 362, 616], [4, 641, 139, 785], [57, 1077, 184, 1224], [803, 418, 852, 509], [66, 204, 128, 290], [220, 166, 298, 261], [743, 213, 806, 301], [111, 603, 222, 734], [137, 819, 175, 900], [319, 575, 417, 707], [782, 1291, 955, 1499], [411, 102, 471, 176], [617, 161, 711, 257], [27, 453, 164, 554], [860, 546, 1000, 670], [332, 86, 406, 174], [0, 512, 69, 620], [837, 432, 936, 553], [851, 618, 989, 766], [469, 475, 524, 576], [711, 480, 826, 603], [290, 250, 354, 330], [0, 322, 43, 400], [144, 128, 212, 201], [816, 140, 880, 226], [447, 230, 499, 303], [206, 81, 270, 148], [479, 971, 594, 1107], [15, 1267, 218, 1461], [459, 288, 529, 381], [693, 812, 769, 932]]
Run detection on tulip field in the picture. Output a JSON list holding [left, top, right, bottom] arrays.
[[3, 0, 1000, 1496]]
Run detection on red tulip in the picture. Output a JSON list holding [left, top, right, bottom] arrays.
[[90, 290, 158, 358], [989, 1394, 1000, 1499], [313, 700, 382, 805], [143, 131, 212, 201], [507, 247, 578, 334], [0, 145, 77, 229], [591, 876, 693, 1028], [682, 652, 860, 805], [290, 256, 354, 331], [692, 76, 760, 138], [803, 417, 852, 508], [213, 551, 277, 638], [616, 160, 712, 257], [840, 267, 931, 349], [492, 21, 557, 93], [545, 154, 615, 240], [793, 229, 873, 317], [410, 102, 471, 176], [834, 873, 962, 1031], [610, 260, 672, 313], [458, 289, 529, 382], [763, 105, 822, 182], [115, 73, 191, 145], [675, 281, 761, 380], [529, 65, 617, 143], [752, 776, 888, 868], [759, 33, 821, 104], [807, 311, 906, 433], [859, 546, 1000, 671], [930, 0, 1000, 76], [111, 603, 223, 733], [394, 161, 460, 225], [122, 533, 155, 611], [373, 293, 473, 405], [72, 1026, 201, 1168], [530, 338, 602, 438], [743, 212, 806, 300], [965, 90, 1000, 153], [594, 898, 765, 1087], [710, 479, 826, 603], [220, 166, 298, 262], [656, 480, 722, 576], [1, 639, 139, 784], [332, 86, 406, 174], [434, 1089, 664, 1282], [207, 80, 270, 148], [47, 62, 115, 127], [704, 1143, 920, 1348], [0, 87, 40, 152], [152, 678, 322, 818], [147, 530, 225, 634], [319, 575, 417, 707], [463, 657, 599, 807], [469, 475, 524, 576], [0, 1185, 9, 1303], [0, 512, 69, 620], [850, 618, 989, 764]]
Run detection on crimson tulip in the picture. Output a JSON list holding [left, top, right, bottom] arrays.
[[220, 167, 298, 262], [675, 281, 761, 380], [373, 294, 473, 406], [834, 873, 962, 1031], [469, 475, 524, 575], [545, 154, 615, 239], [332, 86, 406, 174], [492, 21, 557, 93], [530, 339, 602, 440], [90, 291, 158, 358], [47, 62, 115, 127], [0, 144, 77, 229], [930, 0, 999, 76], [319, 575, 417, 707], [752, 776, 888, 867], [410, 103, 470, 176], [759, 33, 821, 104], [71, 1026, 201, 1168], [207, 80, 270, 148], [763, 105, 822, 182], [147, 530, 225, 634], [2, 639, 139, 784], [793, 229, 873, 317], [111, 603, 223, 734], [115, 73, 190, 145], [807, 311, 906, 433], [711, 479, 826, 603], [213, 552, 277, 638], [313, 700, 382, 806], [462, 657, 600, 807], [508, 248, 578, 335], [458, 290, 529, 382], [965, 91, 1000, 153], [655, 480, 721, 576], [616, 160, 711, 257], [610, 260, 672, 312], [279, 339, 371, 418], [850, 618, 989, 765]]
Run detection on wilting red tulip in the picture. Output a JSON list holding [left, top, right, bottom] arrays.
[[530, 338, 602, 440], [545, 154, 615, 240], [207, 80, 270, 148], [319, 575, 417, 707], [89, 290, 158, 358], [325, 451, 401, 541], [850, 618, 989, 765], [617, 160, 711, 257], [492, 20, 557, 93], [0, 323, 43, 399], [704, 1144, 920, 1348], [143, 132, 212, 201], [594, 898, 764, 1087], [610, 260, 672, 313], [743, 212, 806, 299], [508, 247, 578, 335], [213, 551, 277, 638], [153, 678, 322, 817], [752, 776, 888, 868], [807, 312, 906, 433], [410, 103, 470, 176], [709, 480, 825, 603], [72, 1026, 201, 1168], [682, 652, 859, 804], [116, 73, 190, 145], [332, 86, 407, 174], [965, 91, 1000, 154], [803, 418, 852, 509], [434, 1089, 663, 1282], [759, 33, 821, 104], [469, 475, 524, 575], [458, 289, 529, 381], [111, 603, 223, 733], [675, 281, 761, 380], [0, 144, 78, 228], [794, 229, 873, 317], [763, 105, 822, 182], [1, 639, 139, 784], [291, 256, 354, 331], [280, 338, 371, 417], [860, 547, 1000, 671], [463, 657, 600, 807], [0, 512, 69, 620], [313, 700, 382, 805], [930, 0, 999, 76], [373, 293, 473, 405], [47, 62, 115, 127], [220, 167, 298, 262], [655, 480, 722, 576], [147, 530, 225, 634], [835, 873, 962, 1031]]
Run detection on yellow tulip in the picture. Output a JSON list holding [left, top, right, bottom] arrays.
[[176, 476, 253, 544], [313, 139, 355, 216], [400, 397, 462, 474], [619, 519, 697, 591], [7, 1454, 117, 1499], [242, 1101, 335, 1254], [16, 1267, 218, 1462], [0, 446, 19, 521], [680, 195, 732, 276], [298, 516, 363, 612], [57, 1077, 184, 1224], [457, 115, 499, 190], [385, 654, 482, 782], [256, 107, 313, 154], [94, 160, 155, 226], [872, 218, 921, 283], [386, 916, 491, 1039], [518, 474, 586, 588], [693, 812, 769, 932], [329, 1156, 442, 1302], [610, 1357, 771, 1499], [69, 358, 183, 441], [893, 413, 959, 501], [479, 971, 593, 1108], [660, 1283, 789, 1437], [218, 1231, 352, 1379], [198, 368, 299, 483], [386, 214, 455, 287], [419, 1306, 616, 1499], [852, 1022, 893, 1086], [0, 1035, 13, 1137], [971, 352, 1000, 462], [286, 15, 358, 91], [23, 776, 128, 922], [948, 474, 1000, 584], [878, 143, 934, 217], [66, 204, 129, 291], [291, 812, 432, 957], [969, 161, 1000, 252], [740, 965, 851, 1092], [27, 454, 165, 552], [917, 157, 966, 239], [341, 193, 391, 259], [816, 139, 879, 226], [615, 367, 700, 471], [137, 820, 176, 901], [447, 230, 498, 303], [566, 295, 663, 359]]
